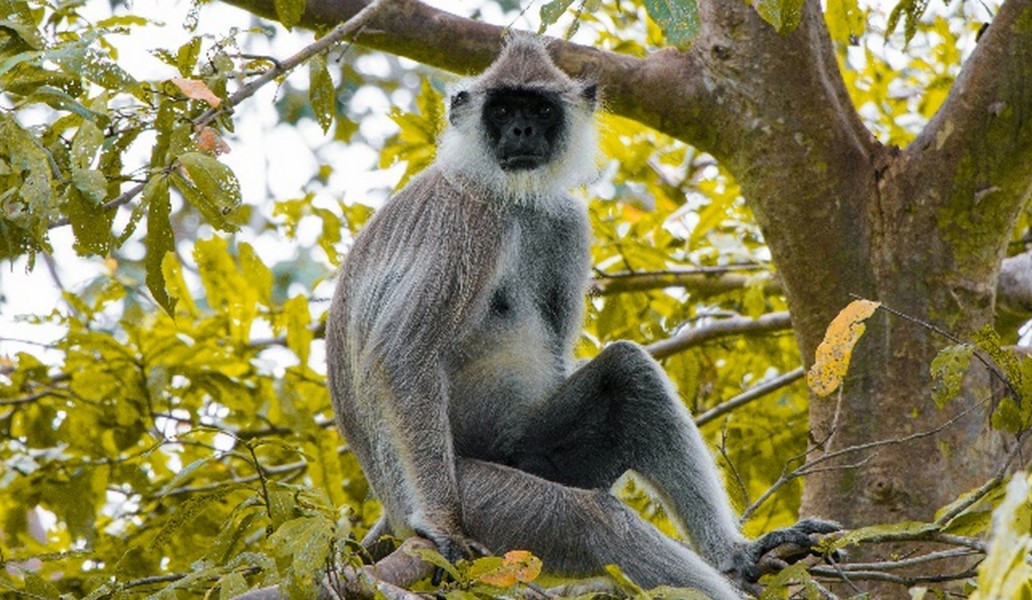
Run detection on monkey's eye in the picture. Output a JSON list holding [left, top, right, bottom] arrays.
[[489, 104, 511, 120], [535, 105, 554, 119]]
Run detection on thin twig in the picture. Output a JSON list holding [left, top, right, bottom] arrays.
[[934, 432, 1029, 526], [811, 565, 979, 586], [850, 293, 1021, 400], [741, 394, 987, 520], [829, 548, 980, 572], [695, 367, 804, 427]]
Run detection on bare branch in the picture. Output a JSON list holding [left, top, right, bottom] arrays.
[[591, 267, 780, 297], [812, 565, 980, 586], [741, 395, 988, 521], [695, 367, 804, 427], [645, 312, 792, 360]]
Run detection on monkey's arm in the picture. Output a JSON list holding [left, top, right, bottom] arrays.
[[329, 170, 503, 562]]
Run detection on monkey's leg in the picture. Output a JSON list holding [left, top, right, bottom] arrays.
[[511, 341, 835, 584], [512, 341, 746, 567], [456, 458, 746, 600]]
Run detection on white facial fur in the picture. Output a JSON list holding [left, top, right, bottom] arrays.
[[435, 37, 600, 207]]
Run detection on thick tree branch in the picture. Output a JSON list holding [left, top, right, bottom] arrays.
[[996, 249, 1032, 334], [217, 0, 719, 155], [906, 0, 1032, 232]]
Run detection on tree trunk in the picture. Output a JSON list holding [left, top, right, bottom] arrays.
[[218, 0, 1032, 594]]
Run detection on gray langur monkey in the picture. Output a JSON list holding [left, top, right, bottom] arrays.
[[325, 35, 837, 600]]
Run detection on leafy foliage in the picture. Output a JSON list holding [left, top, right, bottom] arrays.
[[752, 0, 807, 35], [642, 0, 700, 48], [969, 473, 1032, 599]]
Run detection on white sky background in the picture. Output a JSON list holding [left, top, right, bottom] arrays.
[[0, 0, 1001, 364]]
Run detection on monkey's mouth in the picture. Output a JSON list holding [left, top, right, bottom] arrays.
[[499, 155, 546, 171]]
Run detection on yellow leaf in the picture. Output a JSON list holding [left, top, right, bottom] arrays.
[[807, 299, 880, 396], [171, 77, 221, 107], [479, 568, 517, 587], [476, 550, 542, 587], [505, 550, 542, 584]]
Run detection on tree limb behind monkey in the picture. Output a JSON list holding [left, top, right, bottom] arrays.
[[325, 34, 838, 600]]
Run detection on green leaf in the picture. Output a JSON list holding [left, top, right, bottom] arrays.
[[603, 563, 645, 595], [239, 242, 273, 306], [218, 572, 250, 600], [268, 515, 335, 598], [991, 397, 1023, 434], [24, 574, 61, 599], [274, 0, 306, 29], [758, 562, 821, 599], [886, 0, 930, 44], [825, 0, 864, 44], [407, 546, 462, 583], [66, 122, 114, 254], [171, 152, 244, 231], [283, 295, 312, 367], [158, 456, 216, 498], [144, 175, 177, 315], [308, 53, 334, 132], [162, 251, 196, 316], [642, 0, 699, 49], [0, 3, 45, 50], [268, 489, 297, 530], [752, 0, 805, 35], [969, 473, 1032, 600], [381, 77, 443, 188], [929, 343, 974, 409], [176, 37, 202, 78], [539, 0, 577, 29]]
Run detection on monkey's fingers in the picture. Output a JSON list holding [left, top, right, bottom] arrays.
[[748, 518, 840, 561], [754, 554, 790, 579]]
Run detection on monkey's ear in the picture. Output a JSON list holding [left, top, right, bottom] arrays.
[[451, 90, 470, 109], [449, 90, 471, 125], [581, 82, 598, 107]]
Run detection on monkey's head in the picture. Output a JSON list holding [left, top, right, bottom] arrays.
[[438, 34, 599, 202]]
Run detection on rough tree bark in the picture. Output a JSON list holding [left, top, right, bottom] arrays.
[[219, 0, 1032, 594]]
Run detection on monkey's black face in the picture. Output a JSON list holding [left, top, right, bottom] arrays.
[[482, 89, 564, 171]]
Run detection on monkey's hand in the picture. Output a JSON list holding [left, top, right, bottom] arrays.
[[724, 518, 840, 593]]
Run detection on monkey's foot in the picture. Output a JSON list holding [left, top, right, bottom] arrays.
[[413, 527, 490, 585], [725, 517, 840, 590]]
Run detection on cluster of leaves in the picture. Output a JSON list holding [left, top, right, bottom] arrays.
[[1, 237, 370, 598], [0, 0, 254, 312]]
